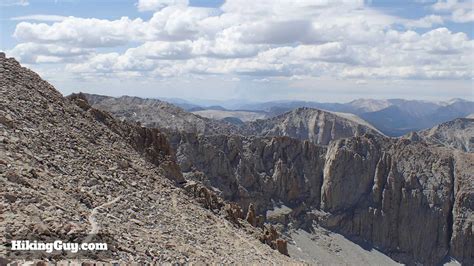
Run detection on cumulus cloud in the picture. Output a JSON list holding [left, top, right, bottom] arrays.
[[8, 43, 92, 63], [13, 17, 148, 47], [13, 6, 218, 47], [9, 0, 474, 82]]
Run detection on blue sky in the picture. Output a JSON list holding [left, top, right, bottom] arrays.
[[1, 0, 473, 103]]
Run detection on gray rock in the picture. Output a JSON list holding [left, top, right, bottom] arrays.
[[409, 118, 474, 152]]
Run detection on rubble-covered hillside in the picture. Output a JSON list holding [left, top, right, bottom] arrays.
[[0, 54, 297, 264]]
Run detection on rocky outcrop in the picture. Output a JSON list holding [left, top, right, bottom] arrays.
[[406, 118, 474, 152], [246, 203, 257, 227], [1, 55, 296, 264], [183, 180, 289, 255], [69, 93, 184, 183], [242, 107, 382, 145], [260, 225, 289, 256]]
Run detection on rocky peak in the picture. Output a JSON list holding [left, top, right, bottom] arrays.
[[407, 118, 474, 152], [242, 107, 382, 145]]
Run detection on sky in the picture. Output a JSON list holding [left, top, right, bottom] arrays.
[[0, 0, 473, 103]]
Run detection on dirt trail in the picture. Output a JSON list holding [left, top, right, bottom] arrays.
[[84, 195, 122, 243]]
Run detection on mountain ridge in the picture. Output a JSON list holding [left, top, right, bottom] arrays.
[[81, 93, 382, 146], [406, 118, 474, 152], [219, 97, 474, 136]]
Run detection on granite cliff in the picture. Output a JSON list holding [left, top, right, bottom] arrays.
[[167, 130, 473, 264]]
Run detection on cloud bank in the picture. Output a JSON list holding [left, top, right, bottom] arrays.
[[7, 0, 474, 83]]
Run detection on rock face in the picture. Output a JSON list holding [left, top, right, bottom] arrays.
[[320, 136, 461, 264], [0, 56, 296, 263], [167, 131, 327, 214], [450, 151, 474, 263], [408, 118, 474, 152]]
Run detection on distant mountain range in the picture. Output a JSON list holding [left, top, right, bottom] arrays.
[[80, 93, 381, 146], [165, 97, 473, 137]]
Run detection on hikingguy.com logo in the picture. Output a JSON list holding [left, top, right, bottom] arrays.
[[11, 240, 107, 253]]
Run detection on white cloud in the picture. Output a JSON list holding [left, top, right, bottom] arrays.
[[129, 41, 194, 60], [451, 7, 474, 23], [13, 6, 218, 46], [341, 65, 471, 79], [355, 80, 368, 85], [136, 0, 188, 11], [291, 43, 353, 63], [147, 6, 218, 41], [432, 0, 474, 23], [252, 78, 270, 83], [432, 0, 461, 11], [11, 15, 68, 22], [404, 15, 444, 28], [417, 28, 471, 54], [220, 0, 365, 17], [1, 0, 28, 6], [8, 43, 92, 64], [13, 17, 148, 47]]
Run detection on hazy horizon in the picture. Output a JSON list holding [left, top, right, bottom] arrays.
[[72, 90, 473, 110]]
